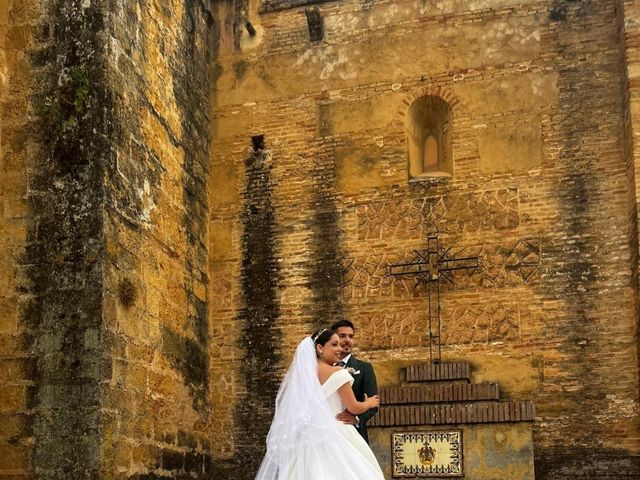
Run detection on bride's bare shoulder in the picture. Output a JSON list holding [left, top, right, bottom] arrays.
[[318, 362, 341, 373], [318, 364, 343, 384]]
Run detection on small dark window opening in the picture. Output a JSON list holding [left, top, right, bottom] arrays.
[[305, 7, 324, 42], [251, 135, 265, 151], [245, 21, 257, 37]]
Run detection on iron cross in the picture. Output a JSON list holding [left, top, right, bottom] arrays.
[[386, 233, 482, 364]]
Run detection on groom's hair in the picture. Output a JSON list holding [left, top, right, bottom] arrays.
[[331, 319, 355, 331]]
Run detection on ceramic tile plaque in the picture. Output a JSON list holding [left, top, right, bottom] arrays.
[[392, 431, 463, 477]]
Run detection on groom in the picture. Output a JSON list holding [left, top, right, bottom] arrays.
[[331, 319, 379, 444]]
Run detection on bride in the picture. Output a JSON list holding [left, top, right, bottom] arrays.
[[254, 328, 386, 480]]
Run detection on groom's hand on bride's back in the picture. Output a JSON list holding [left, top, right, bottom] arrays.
[[336, 409, 357, 425]]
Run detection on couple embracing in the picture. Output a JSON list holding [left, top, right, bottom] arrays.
[[255, 320, 385, 480]]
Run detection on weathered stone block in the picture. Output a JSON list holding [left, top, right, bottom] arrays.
[[477, 116, 542, 173], [0, 444, 29, 470], [161, 448, 184, 471]]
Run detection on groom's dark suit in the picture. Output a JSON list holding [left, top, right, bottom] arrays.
[[345, 355, 378, 444]]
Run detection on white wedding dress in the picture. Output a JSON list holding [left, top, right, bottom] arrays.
[[254, 338, 385, 480], [281, 369, 385, 479]]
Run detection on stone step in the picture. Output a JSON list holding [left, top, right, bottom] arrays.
[[380, 382, 499, 405], [369, 400, 535, 427], [405, 362, 471, 383]]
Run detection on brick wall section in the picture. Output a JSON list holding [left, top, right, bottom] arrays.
[[211, 0, 640, 478], [380, 383, 500, 405], [618, 0, 640, 368], [371, 401, 535, 427], [536, 2, 639, 476], [373, 363, 534, 427], [405, 362, 471, 382], [621, 0, 640, 255], [0, 1, 43, 476]]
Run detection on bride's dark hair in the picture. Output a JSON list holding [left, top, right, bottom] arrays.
[[311, 328, 335, 346]]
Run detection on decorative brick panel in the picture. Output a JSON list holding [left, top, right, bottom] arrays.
[[441, 301, 523, 345], [380, 383, 499, 405], [342, 239, 541, 299], [369, 401, 535, 427], [356, 188, 519, 241], [405, 362, 471, 383]]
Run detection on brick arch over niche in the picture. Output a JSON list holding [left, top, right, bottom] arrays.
[[400, 87, 459, 179]]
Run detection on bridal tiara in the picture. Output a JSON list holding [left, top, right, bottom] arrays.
[[312, 328, 329, 344]]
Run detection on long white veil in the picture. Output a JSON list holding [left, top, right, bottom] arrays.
[[254, 337, 382, 479], [253, 337, 333, 478]]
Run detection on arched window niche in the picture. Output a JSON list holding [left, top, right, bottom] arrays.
[[406, 95, 453, 180]]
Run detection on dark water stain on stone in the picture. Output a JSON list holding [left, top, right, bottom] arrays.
[[549, 2, 567, 22], [536, 445, 640, 479], [214, 148, 282, 479], [308, 150, 346, 329], [160, 326, 209, 411], [234, 60, 248, 82], [26, 1, 112, 478], [317, 103, 333, 137], [117, 277, 137, 308], [168, 0, 214, 417], [537, 2, 637, 476], [543, 36, 597, 421], [260, 0, 336, 13]]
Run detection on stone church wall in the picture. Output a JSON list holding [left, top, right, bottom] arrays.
[[101, 0, 215, 478], [0, 0, 41, 476], [619, 0, 640, 315], [210, 0, 640, 478], [1, 0, 639, 479], [1, 0, 217, 478], [2, 1, 111, 477]]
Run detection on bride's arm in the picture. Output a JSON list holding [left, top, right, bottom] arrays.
[[337, 383, 379, 415]]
